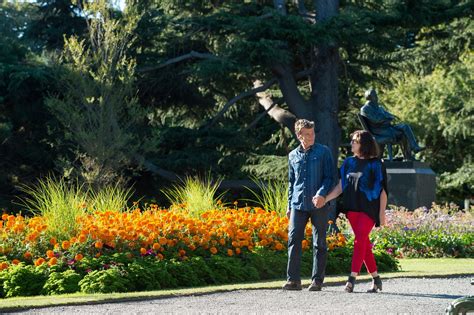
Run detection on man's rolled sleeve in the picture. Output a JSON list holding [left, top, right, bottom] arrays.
[[316, 148, 334, 197]]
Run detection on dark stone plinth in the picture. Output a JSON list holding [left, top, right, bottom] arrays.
[[384, 161, 436, 210]]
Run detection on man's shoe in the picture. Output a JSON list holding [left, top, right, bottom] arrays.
[[282, 280, 302, 291], [307, 280, 322, 291]]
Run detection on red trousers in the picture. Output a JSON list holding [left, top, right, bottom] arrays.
[[347, 211, 377, 274]]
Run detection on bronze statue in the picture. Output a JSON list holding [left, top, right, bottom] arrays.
[[360, 89, 425, 161]]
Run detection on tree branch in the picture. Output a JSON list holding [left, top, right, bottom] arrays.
[[254, 80, 296, 135], [243, 98, 284, 131], [205, 78, 278, 128], [138, 51, 220, 73]]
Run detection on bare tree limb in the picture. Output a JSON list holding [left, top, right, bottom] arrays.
[[242, 98, 284, 131], [138, 51, 220, 73], [205, 78, 278, 128], [254, 80, 296, 135], [206, 67, 313, 128]]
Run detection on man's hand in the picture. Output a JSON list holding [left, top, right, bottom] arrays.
[[312, 195, 326, 208], [286, 209, 291, 219]]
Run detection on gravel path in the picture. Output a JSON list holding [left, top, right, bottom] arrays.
[[10, 276, 474, 315]]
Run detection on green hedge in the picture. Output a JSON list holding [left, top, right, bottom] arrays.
[[0, 247, 398, 297]]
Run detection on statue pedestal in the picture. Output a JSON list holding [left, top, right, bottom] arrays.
[[384, 161, 436, 209]]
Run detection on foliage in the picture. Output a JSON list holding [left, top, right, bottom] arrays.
[[78, 267, 130, 294], [45, 0, 143, 188], [88, 183, 135, 213], [370, 204, 474, 258], [383, 49, 473, 201], [16, 176, 87, 240], [161, 174, 226, 217], [0, 247, 398, 297], [15, 176, 134, 240], [43, 269, 82, 295], [1, 264, 47, 298], [244, 176, 288, 217]]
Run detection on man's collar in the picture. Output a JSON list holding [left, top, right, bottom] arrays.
[[298, 144, 314, 153]]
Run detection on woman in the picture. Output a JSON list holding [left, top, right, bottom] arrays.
[[324, 130, 387, 293]]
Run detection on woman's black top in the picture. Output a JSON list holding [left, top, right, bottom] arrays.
[[340, 157, 388, 227]]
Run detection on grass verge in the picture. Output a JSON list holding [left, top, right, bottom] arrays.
[[0, 258, 472, 311]]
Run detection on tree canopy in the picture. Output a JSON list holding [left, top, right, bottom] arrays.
[[0, 0, 472, 209]]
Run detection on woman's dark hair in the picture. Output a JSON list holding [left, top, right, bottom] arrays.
[[351, 130, 380, 158]]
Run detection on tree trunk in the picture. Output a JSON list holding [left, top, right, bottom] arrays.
[[310, 0, 341, 160]]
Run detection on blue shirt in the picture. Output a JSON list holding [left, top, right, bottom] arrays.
[[288, 144, 335, 212], [339, 157, 388, 227]]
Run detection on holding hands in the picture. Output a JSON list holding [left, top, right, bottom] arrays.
[[312, 195, 326, 208]]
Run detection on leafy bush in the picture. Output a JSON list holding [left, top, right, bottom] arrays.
[[79, 267, 130, 294], [2, 264, 47, 297], [43, 270, 81, 295]]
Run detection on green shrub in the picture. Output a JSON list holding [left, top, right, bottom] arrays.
[[2, 264, 48, 297], [126, 260, 161, 291], [43, 270, 81, 295], [79, 267, 130, 293], [165, 260, 205, 287]]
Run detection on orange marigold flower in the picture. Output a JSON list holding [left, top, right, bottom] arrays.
[[78, 234, 87, 243], [159, 237, 168, 246], [188, 244, 196, 251], [235, 248, 241, 255], [61, 241, 71, 250], [46, 250, 55, 258], [48, 257, 58, 266], [12, 259, 20, 265], [179, 249, 186, 256], [49, 237, 57, 245], [95, 252, 101, 258], [1, 213, 8, 221], [219, 238, 226, 246], [210, 247, 218, 255], [140, 247, 147, 255], [23, 252, 32, 260], [34, 258, 45, 266], [94, 241, 103, 249], [0, 262, 8, 270], [75, 253, 84, 261], [227, 249, 234, 257], [157, 253, 164, 260], [152, 243, 161, 251], [275, 242, 284, 251]]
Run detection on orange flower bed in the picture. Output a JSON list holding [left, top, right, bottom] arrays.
[[0, 206, 346, 267]]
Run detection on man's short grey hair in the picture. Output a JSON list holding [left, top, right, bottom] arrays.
[[295, 119, 314, 135]]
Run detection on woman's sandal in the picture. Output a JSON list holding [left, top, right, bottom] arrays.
[[345, 276, 356, 293], [367, 275, 382, 293]]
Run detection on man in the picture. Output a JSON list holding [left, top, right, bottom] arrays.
[[283, 119, 335, 291], [360, 89, 425, 159]]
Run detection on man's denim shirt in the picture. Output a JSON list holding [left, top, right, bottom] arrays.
[[288, 143, 335, 212]]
